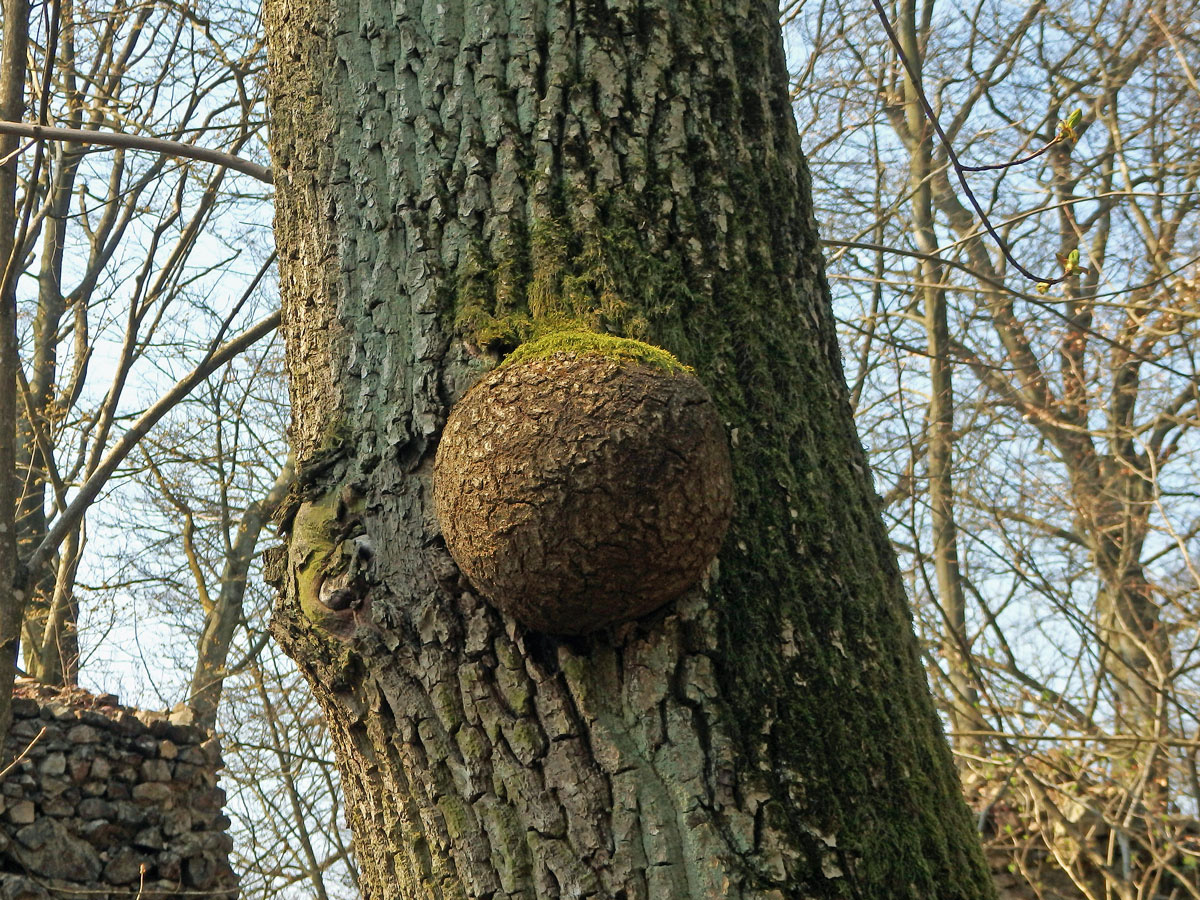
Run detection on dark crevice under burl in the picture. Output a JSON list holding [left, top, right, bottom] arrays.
[[433, 345, 734, 635]]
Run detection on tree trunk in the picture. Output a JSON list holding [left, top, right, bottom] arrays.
[[34, 522, 82, 686], [263, 0, 996, 896], [188, 456, 294, 731], [21, 118, 86, 685], [0, 0, 31, 750], [895, 0, 981, 752]]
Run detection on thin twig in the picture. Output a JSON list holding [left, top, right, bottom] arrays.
[[869, 0, 1064, 285], [0, 725, 47, 780], [949, 730, 1200, 748]]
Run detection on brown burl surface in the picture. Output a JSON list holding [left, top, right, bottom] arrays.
[[433, 352, 733, 634]]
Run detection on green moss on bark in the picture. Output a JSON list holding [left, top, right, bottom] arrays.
[[290, 490, 343, 629], [452, 198, 692, 355], [498, 330, 689, 374]]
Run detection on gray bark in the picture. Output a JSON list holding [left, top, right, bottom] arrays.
[[0, 0, 31, 750], [264, 0, 997, 896]]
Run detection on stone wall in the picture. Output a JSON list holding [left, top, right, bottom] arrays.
[[0, 680, 238, 900]]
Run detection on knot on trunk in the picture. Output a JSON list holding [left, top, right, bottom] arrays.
[[433, 333, 733, 635]]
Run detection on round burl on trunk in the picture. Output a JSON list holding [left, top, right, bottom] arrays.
[[433, 342, 733, 635]]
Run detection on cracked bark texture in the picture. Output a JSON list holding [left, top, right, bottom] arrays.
[[434, 353, 732, 635], [263, 0, 997, 897]]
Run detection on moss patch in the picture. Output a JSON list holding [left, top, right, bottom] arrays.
[[452, 199, 692, 355], [500, 329, 690, 375]]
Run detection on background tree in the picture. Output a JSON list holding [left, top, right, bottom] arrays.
[[0, 0, 33, 744], [789, 0, 1200, 893], [8, 0, 1198, 895], [263, 0, 995, 896], [100, 341, 358, 898], [0, 1, 358, 894], [0, 0, 273, 710]]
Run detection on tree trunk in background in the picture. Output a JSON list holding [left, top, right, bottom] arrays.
[[0, 0, 31, 751], [34, 523, 82, 686], [895, 0, 981, 752], [21, 102, 86, 686], [188, 457, 294, 731], [263, 0, 996, 896]]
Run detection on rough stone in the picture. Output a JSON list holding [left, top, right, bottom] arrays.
[[6, 801, 34, 825], [103, 847, 148, 885], [177, 745, 207, 766], [41, 795, 74, 817], [158, 850, 182, 881], [133, 735, 160, 757], [78, 797, 116, 819], [134, 710, 166, 730], [10, 699, 39, 718], [65, 724, 98, 744], [114, 800, 147, 824], [80, 819, 128, 848], [37, 753, 65, 777], [132, 825, 165, 850], [45, 702, 74, 721], [8, 719, 41, 741], [162, 808, 192, 836], [183, 853, 216, 890], [200, 737, 222, 766], [0, 874, 50, 899], [77, 710, 112, 729], [131, 782, 173, 804], [193, 786, 226, 812], [139, 758, 172, 782], [113, 711, 144, 735], [2, 683, 238, 899], [12, 819, 102, 881]]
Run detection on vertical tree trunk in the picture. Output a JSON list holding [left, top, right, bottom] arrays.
[[264, 0, 996, 896], [0, 0, 32, 750], [895, 0, 981, 750], [188, 457, 294, 731], [35, 523, 82, 685], [21, 123, 86, 685]]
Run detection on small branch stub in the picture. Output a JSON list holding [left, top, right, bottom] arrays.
[[433, 333, 733, 635]]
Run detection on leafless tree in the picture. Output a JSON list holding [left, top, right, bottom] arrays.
[[1, 0, 274, 704], [790, 0, 1200, 893], [0, 2, 355, 893]]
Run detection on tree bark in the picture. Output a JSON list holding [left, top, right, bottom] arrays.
[[263, 0, 996, 896], [0, 0, 31, 750]]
